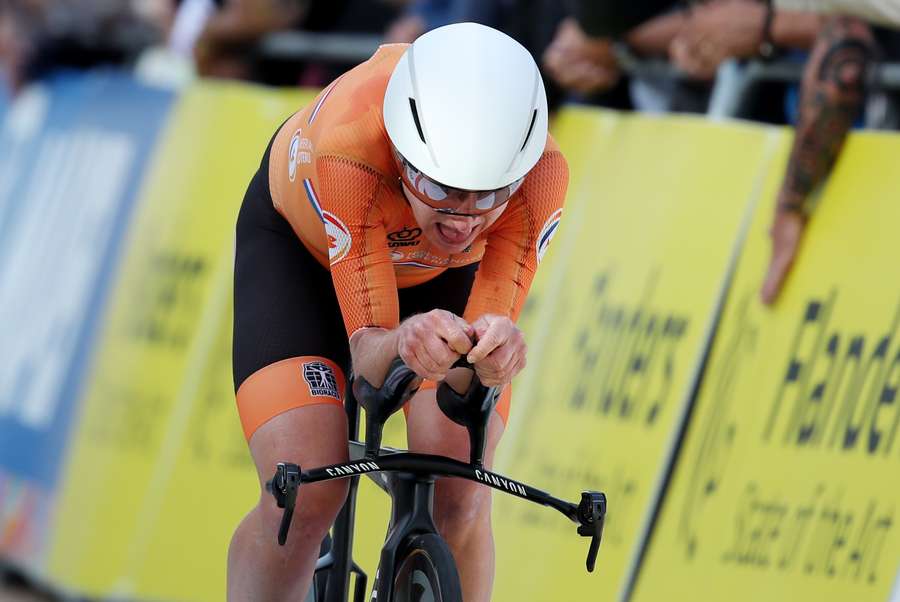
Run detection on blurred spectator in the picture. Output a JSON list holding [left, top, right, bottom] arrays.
[[193, 0, 305, 80], [384, 0, 499, 43], [656, 3, 897, 303], [544, 1, 899, 305], [302, 0, 410, 84], [669, 1, 821, 81], [544, 10, 704, 112], [545, 1, 822, 115], [542, 17, 621, 97], [0, 4, 30, 90], [670, 0, 823, 122], [385, 1, 572, 109], [775, 0, 900, 28], [760, 16, 879, 304], [168, 0, 217, 59], [0, 0, 168, 94], [566, 0, 674, 39], [194, 0, 408, 86], [0, 1, 43, 92]]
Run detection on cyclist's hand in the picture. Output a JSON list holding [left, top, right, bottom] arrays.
[[398, 310, 474, 381], [466, 314, 526, 387]]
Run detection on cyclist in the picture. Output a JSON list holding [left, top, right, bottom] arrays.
[[229, 22, 568, 601]]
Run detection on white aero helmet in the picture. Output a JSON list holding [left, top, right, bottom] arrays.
[[383, 22, 548, 197]]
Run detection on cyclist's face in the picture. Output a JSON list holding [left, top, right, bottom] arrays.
[[406, 192, 507, 254]]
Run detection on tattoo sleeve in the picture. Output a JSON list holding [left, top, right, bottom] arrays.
[[778, 17, 876, 215]]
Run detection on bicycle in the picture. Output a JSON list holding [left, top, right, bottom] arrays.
[[266, 358, 607, 601]]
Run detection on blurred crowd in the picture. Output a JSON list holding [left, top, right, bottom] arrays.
[[2, 1, 898, 112], [2, 0, 899, 302]]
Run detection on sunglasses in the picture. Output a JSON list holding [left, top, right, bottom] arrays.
[[395, 152, 524, 216]]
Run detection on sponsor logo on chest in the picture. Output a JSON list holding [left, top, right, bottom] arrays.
[[387, 226, 422, 248]]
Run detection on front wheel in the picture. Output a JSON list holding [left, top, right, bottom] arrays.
[[391, 534, 462, 602]]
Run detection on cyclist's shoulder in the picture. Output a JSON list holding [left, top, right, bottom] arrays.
[[485, 135, 567, 241], [321, 43, 406, 130], [514, 134, 569, 205], [537, 133, 567, 171], [308, 45, 407, 178]]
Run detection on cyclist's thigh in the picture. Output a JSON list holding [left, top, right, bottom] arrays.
[[234, 146, 351, 480], [247, 405, 348, 487]]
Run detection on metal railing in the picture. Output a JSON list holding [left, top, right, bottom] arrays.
[[256, 30, 900, 123], [707, 56, 900, 119]]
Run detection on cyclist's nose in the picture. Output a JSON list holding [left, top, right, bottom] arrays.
[[449, 191, 481, 213], [439, 212, 480, 236]]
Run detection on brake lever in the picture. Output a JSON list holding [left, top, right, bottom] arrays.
[[576, 491, 607, 572], [265, 462, 301, 545]]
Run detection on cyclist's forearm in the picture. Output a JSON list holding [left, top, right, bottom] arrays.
[[349, 327, 401, 388]]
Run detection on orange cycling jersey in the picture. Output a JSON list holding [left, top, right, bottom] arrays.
[[268, 44, 569, 338]]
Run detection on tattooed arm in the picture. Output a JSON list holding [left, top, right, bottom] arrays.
[[760, 16, 876, 305]]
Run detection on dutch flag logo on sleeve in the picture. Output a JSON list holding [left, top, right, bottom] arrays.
[[536, 208, 562, 264], [323, 211, 352, 264]]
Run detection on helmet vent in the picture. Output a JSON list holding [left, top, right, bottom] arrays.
[[520, 109, 538, 152], [408, 98, 427, 144]]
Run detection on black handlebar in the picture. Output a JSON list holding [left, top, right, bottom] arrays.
[[264, 354, 608, 574]]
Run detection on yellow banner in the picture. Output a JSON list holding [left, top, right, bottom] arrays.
[[633, 132, 900, 601], [492, 108, 785, 601], [46, 81, 313, 599]]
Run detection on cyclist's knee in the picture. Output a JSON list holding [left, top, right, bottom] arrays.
[[433, 478, 492, 530], [244, 403, 350, 546], [258, 477, 350, 544]]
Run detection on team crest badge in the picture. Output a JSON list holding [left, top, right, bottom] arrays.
[[302, 361, 341, 399]]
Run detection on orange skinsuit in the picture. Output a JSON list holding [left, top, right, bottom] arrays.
[[268, 44, 569, 337], [237, 44, 568, 438]]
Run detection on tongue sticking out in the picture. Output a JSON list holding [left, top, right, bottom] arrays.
[[437, 223, 471, 245]]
